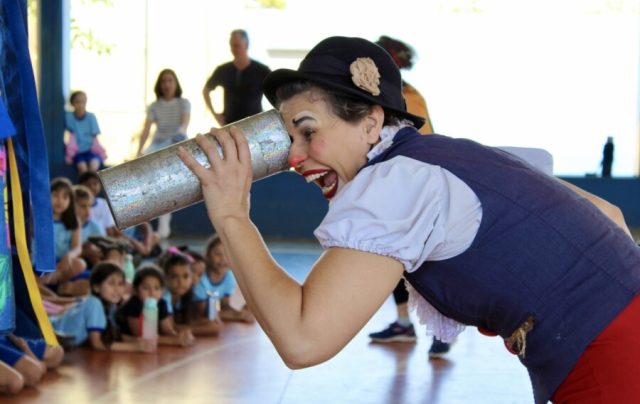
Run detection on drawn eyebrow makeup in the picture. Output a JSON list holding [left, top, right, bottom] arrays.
[[292, 111, 317, 127]]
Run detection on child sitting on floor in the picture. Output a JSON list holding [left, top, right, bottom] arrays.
[[116, 266, 195, 347], [161, 249, 222, 336], [194, 235, 254, 323], [49, 262, 155, 352], [40, 177, 87, 296], [0, 334, 63, 392]]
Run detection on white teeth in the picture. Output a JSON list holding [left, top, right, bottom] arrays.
[[305, 171, 328, 183]]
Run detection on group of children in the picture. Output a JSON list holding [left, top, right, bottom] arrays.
[[0, 171, 253, 395]]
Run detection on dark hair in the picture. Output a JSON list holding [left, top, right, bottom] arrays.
[[156, 247, 192, 269], [275, 81, 403, 127], [162, 254, 198, 324], [77, 171, 101, 185], [375, 36, 415, 70], [133, 266, 165, 292], [90, 261, 124, 294], [89, 261, 125, 346], [73, 184, 94, 203], [161, 253, 192, 273], [50, 177, 79, 230], [204, 234, 223, 259], [69, 90, 86, 104], [154, 69, 183, 100], [177, 246, 206, 263], [230, 29, 249, 46], [88, 236, 127, 257]]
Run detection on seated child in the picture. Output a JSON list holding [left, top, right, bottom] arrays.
[[0, 360, 23, 395], [116, 266, 194, 347], [194, 235, 254, 323], [49, 262, 155, 352], [77, 171, 116, 236], [64, 90, 106, 174], [161, 250, 222, 336], [0, 334, 63, 389], [41, 177, 87, 297], [177, 246, 207, 286], [74, 184, 105, 244]]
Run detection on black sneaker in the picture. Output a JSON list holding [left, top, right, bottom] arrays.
[[428, 337, 451, 358], [369, 321, 417, 343]]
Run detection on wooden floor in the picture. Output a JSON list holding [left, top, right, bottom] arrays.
[[6, 240, 535, 404]]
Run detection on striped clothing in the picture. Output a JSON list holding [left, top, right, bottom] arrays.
[[146, 98, 190, 141]]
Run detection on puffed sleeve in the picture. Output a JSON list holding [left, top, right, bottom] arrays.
[[314, 156, 450, 272]]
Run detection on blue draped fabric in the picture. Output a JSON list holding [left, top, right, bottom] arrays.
[[2, 0, 54, 271], [0, 0, 55, 337]]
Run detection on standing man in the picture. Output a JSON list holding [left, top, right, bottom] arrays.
[[601, 136, 614, 178], [202, 29, 271, 126]]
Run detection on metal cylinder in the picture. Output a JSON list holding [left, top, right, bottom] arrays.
[[98, 109, 291, 230]]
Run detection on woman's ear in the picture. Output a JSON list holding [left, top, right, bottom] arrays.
[[364, 105, 385, 144]]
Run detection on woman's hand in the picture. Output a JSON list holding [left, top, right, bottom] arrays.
[[177, 127, 253, 228]]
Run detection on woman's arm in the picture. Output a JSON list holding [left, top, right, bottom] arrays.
[[179, 129, 404, 368]]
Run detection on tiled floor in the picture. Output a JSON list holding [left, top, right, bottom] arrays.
[[7, 239, 534, 404]]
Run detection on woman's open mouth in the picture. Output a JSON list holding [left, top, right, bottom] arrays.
[[303, 169, 339, 200]]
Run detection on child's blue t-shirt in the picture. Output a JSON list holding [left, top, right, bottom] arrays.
[[162, 290, 174, 315], [81, 219, 106, 243], [193, 270, 236, 302], [65, 111, 100, 153], [49, 295, 107, 346], [53, 220, 73, 261]]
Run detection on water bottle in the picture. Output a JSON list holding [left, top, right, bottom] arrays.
[[123, 254, 135, 283], [207, 291, 220, 321], [142, 297, 158, 339]]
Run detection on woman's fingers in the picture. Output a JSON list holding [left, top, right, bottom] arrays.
[[178, 127, 251, 186], [196, 132, 224, 167], [177, 144, 210, 181], [214, 127, 241, 164], [230, 126, 251, 166]]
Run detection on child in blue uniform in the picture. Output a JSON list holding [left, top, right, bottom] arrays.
[[161, 250, 222, 336], [64, 90, 106, 174], [41, 177, 87, 296], [49, 262, 154, 352], [0, 334, 63, 390], [117, 266, 194, 347], [193, 235, 253, 323]]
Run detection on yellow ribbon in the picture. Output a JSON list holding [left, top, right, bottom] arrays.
[[7, 138, 58, 346]]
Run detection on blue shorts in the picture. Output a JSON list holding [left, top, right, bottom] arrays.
[[73, 150, 102, 165], [70, 269, 92, 281], [0, 336, 46, 366]]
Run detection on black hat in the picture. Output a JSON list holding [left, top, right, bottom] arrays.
[[263, 36, 425, 128]]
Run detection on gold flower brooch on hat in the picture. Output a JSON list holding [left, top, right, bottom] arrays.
[[350, 57, 381, 96]]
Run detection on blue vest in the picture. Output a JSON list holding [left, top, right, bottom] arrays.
[[366, 129, 640, 403]]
